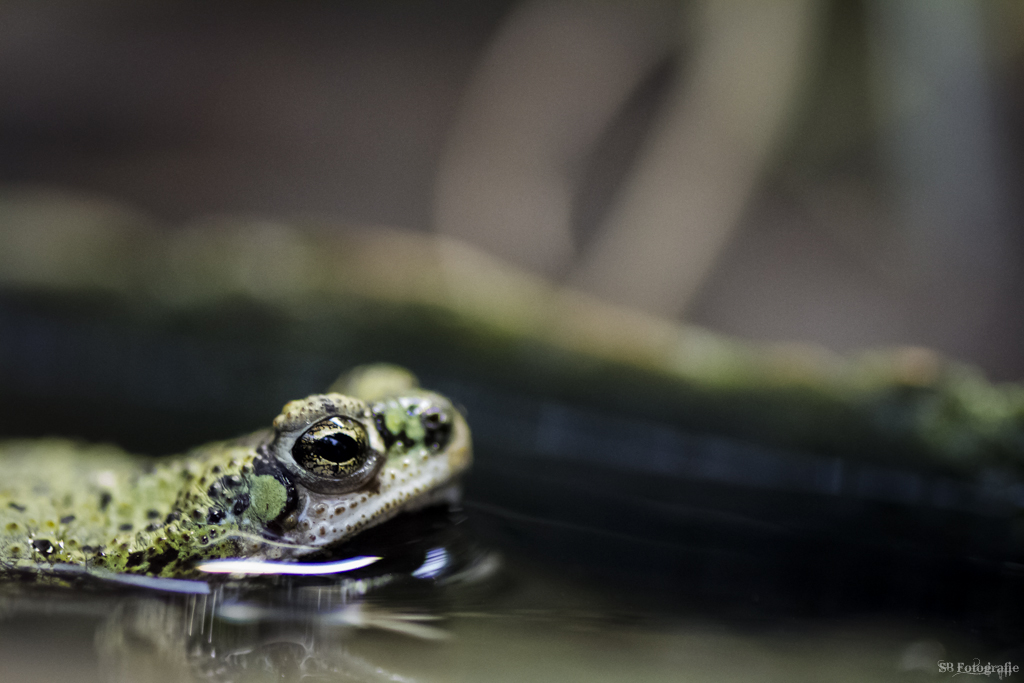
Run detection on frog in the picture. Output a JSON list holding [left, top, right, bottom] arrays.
[[0, 365, 471, 580]]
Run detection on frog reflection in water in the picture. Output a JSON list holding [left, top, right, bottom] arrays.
[[0, 365, 471, 578]]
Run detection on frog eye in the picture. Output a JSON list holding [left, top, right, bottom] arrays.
[[270, 393, 388, 494], [293, 417, 370, 478]]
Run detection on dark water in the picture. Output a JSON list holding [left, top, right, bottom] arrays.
[[1, 492, 1021, 683], [2, 516, 1015, 679]]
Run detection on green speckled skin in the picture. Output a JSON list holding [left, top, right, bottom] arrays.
[[0, 366, 471, 579]]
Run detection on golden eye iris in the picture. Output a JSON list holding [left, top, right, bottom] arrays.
[[292, 417, 369, 478]]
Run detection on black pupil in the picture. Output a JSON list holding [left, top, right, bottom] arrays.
[[311, 431, 361, 463], [293, 418, 368, 476]]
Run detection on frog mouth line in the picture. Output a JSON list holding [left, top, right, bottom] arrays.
[[296, 452, 468, 549]]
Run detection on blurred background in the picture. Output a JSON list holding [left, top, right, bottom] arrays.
[[2, 0, 1023, 378], [4, 4, 1024, 674]]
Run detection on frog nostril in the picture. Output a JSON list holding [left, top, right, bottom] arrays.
[[421, 409, 445, 429], [421, 409, 453, 450]]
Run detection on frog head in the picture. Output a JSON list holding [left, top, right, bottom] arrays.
[[246, 386, 471, 557]]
